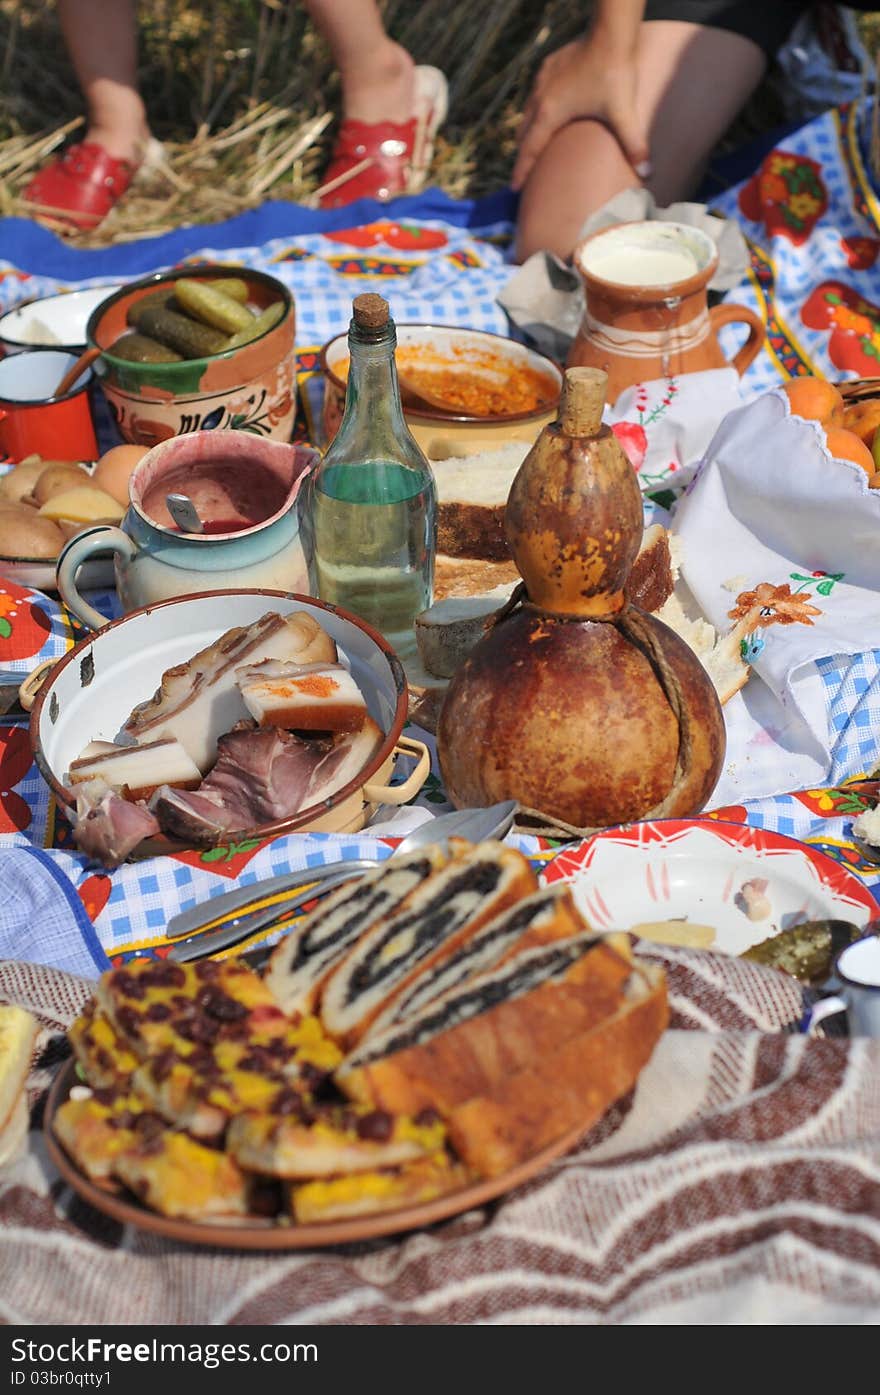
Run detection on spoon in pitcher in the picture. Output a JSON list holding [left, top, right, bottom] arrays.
[[165, 492, 204, 533]]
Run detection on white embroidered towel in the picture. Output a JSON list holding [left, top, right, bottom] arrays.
[[673, 387, 880, 786]]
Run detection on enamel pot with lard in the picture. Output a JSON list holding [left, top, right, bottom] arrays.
[[56, 432, 317, 629], [436, 367, 726, 834]]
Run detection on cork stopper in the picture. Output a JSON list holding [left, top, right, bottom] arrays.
[[352, 293, 389, 329], [558, 366, 607, 436]]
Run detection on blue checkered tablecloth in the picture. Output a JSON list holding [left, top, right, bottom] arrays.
[[1, 159, 879, 976]]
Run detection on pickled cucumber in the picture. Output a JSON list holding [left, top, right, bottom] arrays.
[[126, 278, 248, 330], [175, 278, 254, 335], [110, 331, 183, 363], [127, 288, 174, 329], [204, 276, 249, 303], [222, 299, 285, 349], [742, 920, 866, 983], [138, 305, 227, 359]]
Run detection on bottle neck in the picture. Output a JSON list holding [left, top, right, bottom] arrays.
[[335, 320, 408, 446]]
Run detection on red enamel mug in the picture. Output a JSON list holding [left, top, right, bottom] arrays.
[[0, 349, 99, 460]]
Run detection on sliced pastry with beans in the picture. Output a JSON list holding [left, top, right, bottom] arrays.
[[226, 1100, 446, 1178], [68, 999, 140, 1091], [95, 955, 289, 1059], [289, 1152, 468, 1224], [112, 1130, 253, 1220], [132, 1023, 341, 1141], [52, 1088, 165, 1183]]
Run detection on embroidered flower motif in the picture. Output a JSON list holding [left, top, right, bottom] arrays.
[[729, 582, 822, 627], [763, 173, 789, 202], [788, 192, 821, 219]]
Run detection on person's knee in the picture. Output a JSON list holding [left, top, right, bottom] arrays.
[[514, 118, 639, 264]]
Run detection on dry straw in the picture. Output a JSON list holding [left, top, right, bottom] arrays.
[[0, 0, 587, 243], [3, 1, 879, 244]]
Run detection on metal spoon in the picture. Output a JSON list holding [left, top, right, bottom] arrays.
[[165, 492, 204, 533], [164, 800, 518, 962]]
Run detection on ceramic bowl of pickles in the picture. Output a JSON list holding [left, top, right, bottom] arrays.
[[86, 266, 296, 448]]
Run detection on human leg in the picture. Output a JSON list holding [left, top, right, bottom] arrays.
[[303, 0, 415, 124], [21, 0, 150, 229], [514, 20, 766, 263], [306, 0, 446, 207], [56, 0, 150, 163]]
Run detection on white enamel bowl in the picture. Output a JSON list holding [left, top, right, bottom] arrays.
[[0, 285, 122, 355], [30, 589, 428, 852]]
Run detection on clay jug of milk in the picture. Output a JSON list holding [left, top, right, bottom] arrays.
[[568, 221, 764, 403]]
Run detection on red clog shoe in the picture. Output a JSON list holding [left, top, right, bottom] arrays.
[[319, 65, 448, 209], [20, 141, 139, 231]]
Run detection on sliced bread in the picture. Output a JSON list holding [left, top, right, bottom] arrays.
[[0, 1004, 38, 1167], [433, 442, 529, 561]]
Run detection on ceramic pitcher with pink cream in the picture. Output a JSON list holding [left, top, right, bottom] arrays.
[[568, 221, 765, 403], [57, 432, 317, 631]]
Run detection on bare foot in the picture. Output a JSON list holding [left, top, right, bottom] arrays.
[[340, 40, 416, 125], [85, 119, 152, 167]]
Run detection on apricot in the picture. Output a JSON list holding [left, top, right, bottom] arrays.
[[782, 376, 845, 426], [824, 425, 876, 478], [842, 396, 880, 445]]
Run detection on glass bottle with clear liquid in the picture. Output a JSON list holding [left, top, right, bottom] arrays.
[[300, 294, 436, 658]]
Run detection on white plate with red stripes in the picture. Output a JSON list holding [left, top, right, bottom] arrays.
[[541, 818, 879, 956]]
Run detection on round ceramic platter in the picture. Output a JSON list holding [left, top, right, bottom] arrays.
[[44, 1058, 594, 1249], [542, 818, 879, 956]]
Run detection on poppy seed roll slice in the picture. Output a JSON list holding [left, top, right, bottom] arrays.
[[319, 841, 538, 1048], [363, 884, 587, 1041], [336, 931, 639, 1115], [264, 844, 449, 1017], [338, 930, 601, 1081]]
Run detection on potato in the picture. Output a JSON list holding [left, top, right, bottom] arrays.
[[0, 504, 65, 558], [0, 459, 46, 505], [31, 462, 90, 507], [38, 486, 124, 525]]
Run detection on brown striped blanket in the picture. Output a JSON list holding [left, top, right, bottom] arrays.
[[1, 949, 879, 1326]]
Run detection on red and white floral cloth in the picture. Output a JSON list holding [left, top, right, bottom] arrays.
[[714, 98, 880, 393]]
